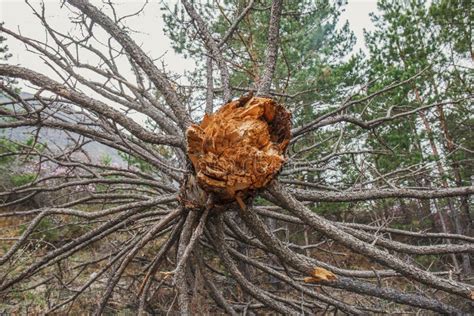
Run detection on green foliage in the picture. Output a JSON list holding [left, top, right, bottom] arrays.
[[0, 23, 13, 61], [18, 217, 90, 247], [0, 22, 17, 89], [363, 0, 473, 178], [429, 0, 472, 58], [100, 154, 112, 167], [0, 137, 46, 189], [20, 218, 61, 244], [162, 0, 361, 108], [119, 151, 153, 173], [10, 173, 36, 187], [0, 137, 19, 165]]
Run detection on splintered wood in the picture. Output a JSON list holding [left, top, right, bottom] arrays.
[[304, 267, 337, 283], [187, 95, 291, 204]]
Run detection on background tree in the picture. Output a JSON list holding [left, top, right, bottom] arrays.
[[364, 0, 473, 274], [0, 0, 472, 314]]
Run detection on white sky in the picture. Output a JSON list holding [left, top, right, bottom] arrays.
[[0, 0, 379, 93], [340, 0, 378, 50]]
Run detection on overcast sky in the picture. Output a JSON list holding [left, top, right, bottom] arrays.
[[0, 0, 379, 93]]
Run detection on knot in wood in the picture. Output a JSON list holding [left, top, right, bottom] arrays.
[[186, 95, 291, 203]]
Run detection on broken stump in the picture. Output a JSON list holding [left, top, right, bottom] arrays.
[[186, 95, 291, 206]]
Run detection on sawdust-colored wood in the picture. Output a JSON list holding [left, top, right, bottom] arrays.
[[186, 95, 291, 203], [304, 267, 337, 283]]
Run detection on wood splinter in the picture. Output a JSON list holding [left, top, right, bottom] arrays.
[[304, 267, 337, 283], [186, 94, 291, 207]]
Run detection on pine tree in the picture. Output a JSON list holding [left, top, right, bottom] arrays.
[[364, 0, 473, 273]]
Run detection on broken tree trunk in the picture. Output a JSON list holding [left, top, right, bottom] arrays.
[[185, 95, 291, 208]]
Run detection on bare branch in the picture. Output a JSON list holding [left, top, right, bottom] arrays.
[[181, 0, 231, 101], [66, 0, 191, 128]]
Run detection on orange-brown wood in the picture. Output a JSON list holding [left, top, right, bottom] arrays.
[[186, 95, 291, 203], [303, 267, 337, 283]]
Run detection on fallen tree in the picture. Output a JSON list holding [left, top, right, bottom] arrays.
[[0, 0, 473, 314]]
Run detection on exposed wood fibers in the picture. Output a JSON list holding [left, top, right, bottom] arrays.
[[186, 94, 291, 205]]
